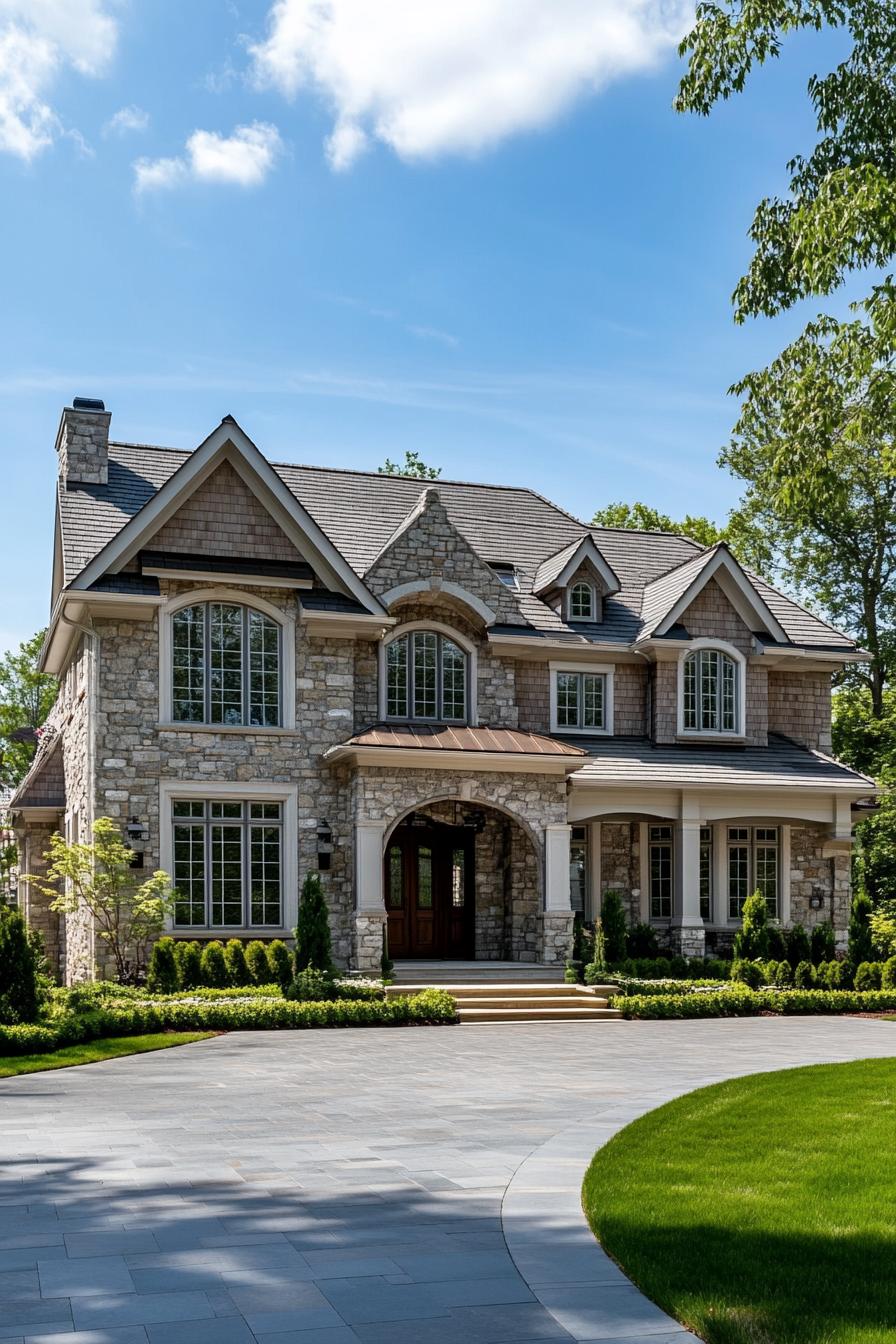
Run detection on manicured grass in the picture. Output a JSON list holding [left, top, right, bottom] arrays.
[[583, 1059, 896, 1344], [0, 1032, 214, 1078]]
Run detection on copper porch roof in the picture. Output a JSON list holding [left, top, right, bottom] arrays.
[[334, 723, 587, 756]]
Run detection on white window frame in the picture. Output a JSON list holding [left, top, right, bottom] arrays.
[[549, 662, 614, 735], [160, 779, 298, 936], [159, 587, 296, 731], [725, 824, 783, 923], [567, 580, 596, 621], [378, 620, 478, 724], [676, 639, 746, 738]]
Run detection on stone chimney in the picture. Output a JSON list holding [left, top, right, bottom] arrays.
[[55, 398, 110, 485]]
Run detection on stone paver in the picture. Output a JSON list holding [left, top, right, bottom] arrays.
[[0, 1018, 893, 1344]]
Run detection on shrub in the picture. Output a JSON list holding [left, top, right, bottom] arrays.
[[766, 926, 787, 961], [618, 988, 896, 1020], [146, 937, 179, 995], [854, 961, 882, 991], [883, 957, 896, 990], [794, 960, 816, 989], [733, 892, 769, 961], [668, 955, 688, 979], [600, 891, 628, 965], [200, 941, 228, 988], [0, 905, 40, 1024], [870, 898, 896, 959], [173, 940, 202, 990], [731, 959, 763, 989], [810, 920, 836, 966], [817, 959, 843, 990], [564, 961, 581, 984], [761, 959, 780, 985], [848, 891, 874, 971], [627, 922, 659, 958], [224, 939, 249, 987], [294, 872, 334, 973], [703, 958, 731, 981], [381, 926, 393, 980], [266, 939, 293, 992], [286, 968, 338, 1002], [786, 923, 811, 969], [773, 960, 794, 987], [244, 940, 270, 986]]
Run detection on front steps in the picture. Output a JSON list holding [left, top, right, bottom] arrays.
[[391, 960, 565, 985], [388, 980, 622, 1023]]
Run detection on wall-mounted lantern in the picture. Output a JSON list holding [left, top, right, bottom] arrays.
[[809, 889, 825, 911], [317, 819, 333, 871], [125, 817, 149, 869], [463, 809, 487, 834]]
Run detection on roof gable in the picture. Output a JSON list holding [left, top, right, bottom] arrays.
[[69, 418, 384, 615], [534, 535, 620, 596], [638, 544, 788, 644]]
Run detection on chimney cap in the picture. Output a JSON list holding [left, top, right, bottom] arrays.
[[72, 397, 106, 412]]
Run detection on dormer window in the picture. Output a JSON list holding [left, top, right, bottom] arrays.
[[489, 562, 519, 590], [680, 646, 741, 735], [383, 626, 470, 723], [569, 581, 595, 620]]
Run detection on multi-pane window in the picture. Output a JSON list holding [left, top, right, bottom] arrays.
[[727, 826, 779, 919], [555, 672, 606, 731], [172, 603, 281, 727], [385, 631, 467, 722], [172, 799, 283, 928], [569, 581, 595, 620], [682, 649, 738, 733], [699, 825, 713, 921], [570, 825, 589, 915], [649, 825, 673, 919]]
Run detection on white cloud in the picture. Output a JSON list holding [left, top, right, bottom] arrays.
[[249, 0, 693, 169], [134, 121, 283, 194], [0, 0, 116, 160], [103, 104, 149, 137]]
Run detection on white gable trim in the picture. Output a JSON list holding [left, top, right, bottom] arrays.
[[70, 418, 384, 616], [650, 547, 787, 642], [535, 536, 620, 597]]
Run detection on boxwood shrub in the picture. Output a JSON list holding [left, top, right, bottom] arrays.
[[619, 988, 896, 1019]]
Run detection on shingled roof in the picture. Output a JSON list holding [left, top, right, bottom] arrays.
[[55, 440, 858, 652]]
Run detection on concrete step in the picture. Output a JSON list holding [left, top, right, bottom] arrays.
[[387, 982, 619, 999], [457, 1005, 623, 1023], [391, 962, 564, 985], [453, 994, 612, 1011]]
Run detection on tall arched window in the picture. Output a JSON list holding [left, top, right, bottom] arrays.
[[172, 601, 281, 726], [682, 647, 738, 733], [384, 628, 469, 722]]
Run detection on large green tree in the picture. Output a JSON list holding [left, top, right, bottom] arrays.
[[0, 632, 57, 788], [378, 451, 441, 479], [591, 501, 774, 576]]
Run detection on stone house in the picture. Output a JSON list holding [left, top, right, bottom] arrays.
[[10, 400, 876, 981]]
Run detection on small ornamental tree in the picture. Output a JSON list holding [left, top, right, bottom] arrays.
[[0, 905, 40, 1024], [869, 899, 896, 960], [847, 891, 875, 971], [26, 817, 175, 984], [174, 940, 202, 990], [599, 891, 628, 966], [200, 941, 228, 988], [245, 940, 271, 986], [146, 937, 178, 994], [294, 872, 333, 973], [224, 938, 249, 987], [732, 891, 770, 962]]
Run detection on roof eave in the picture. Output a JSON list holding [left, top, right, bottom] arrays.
[[323, 743, 586, 775]]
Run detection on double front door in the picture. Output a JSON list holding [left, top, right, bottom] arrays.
[[385, 821, 474, 959]]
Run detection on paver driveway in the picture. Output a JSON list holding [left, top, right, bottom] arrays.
[[1, 1017, 894, 1344]]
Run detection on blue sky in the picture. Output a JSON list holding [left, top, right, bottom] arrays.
[[0, 2, 854, 651]]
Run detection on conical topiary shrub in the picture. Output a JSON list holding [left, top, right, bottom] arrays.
[[294, 872, 333, 973], [224, 938, 249, 987], [174, 939, 202, 989], [245, 939, 271, 986], [200, 940, 228, 988], [146, 936, 179, 994]]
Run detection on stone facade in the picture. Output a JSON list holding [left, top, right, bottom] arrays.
[[55, 404, 110, 485], [790, 825, 851, 944]]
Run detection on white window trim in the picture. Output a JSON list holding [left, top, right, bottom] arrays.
[[721, 822, 790, 926], [159, 778, 298, 936], [379, 620, 478, 724], [566, 580, 596, 622], [549, 661, 614, 735], [158, 586, 296, 731], [676, 639, 746, 739]]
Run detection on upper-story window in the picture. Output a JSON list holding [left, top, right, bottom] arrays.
[[681, 647, 741, 735], [172, 601, 281, 726], [569, 581, 595, 620], [385, 628, 468, 722], [549, 662, 614, 735]]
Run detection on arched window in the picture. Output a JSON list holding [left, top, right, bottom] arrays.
[[172, 601, 281, 726], [569, 581, 595, 620], [682, 647, 739, 733], [384, 628, 469, 722]]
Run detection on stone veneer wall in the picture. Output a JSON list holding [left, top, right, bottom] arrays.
[[790, 824, 851, 942], [767, 671, 833, 752], [653, 579, 767, 746], [17, 821, 62, 978], [56, 405, 110, 485], [151, 461, 305, 563], [599, 823, 642, 926]]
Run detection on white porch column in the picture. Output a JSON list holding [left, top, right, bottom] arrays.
[[544, 823, 573, 911], [354, 820, 387, 911], [673, 797, 704, 957]]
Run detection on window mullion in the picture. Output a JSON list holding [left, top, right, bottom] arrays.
[[577, 674, 584, 729], [436, 634, 443, 719], [203, 808, 211, 926], [203, 604, 211, 724], [242, 806, 249, 928], [243, 606, 249, 725]]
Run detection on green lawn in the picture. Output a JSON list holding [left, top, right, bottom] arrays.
[[0, 1032, 215, 1078], [583, 1059, 896, 1344]]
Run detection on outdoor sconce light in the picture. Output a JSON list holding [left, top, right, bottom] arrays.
[[126, 818, 150, 844], [463, 809, 487, 834], [809, 890, 824, 911], [317, 820, 333, 871]]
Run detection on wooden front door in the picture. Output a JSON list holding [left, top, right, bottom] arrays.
[[384, 821, 474, 959]]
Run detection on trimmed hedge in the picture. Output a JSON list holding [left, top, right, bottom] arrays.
[[0, 989, 457, 1056], [619, 988, 896, 1020]]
